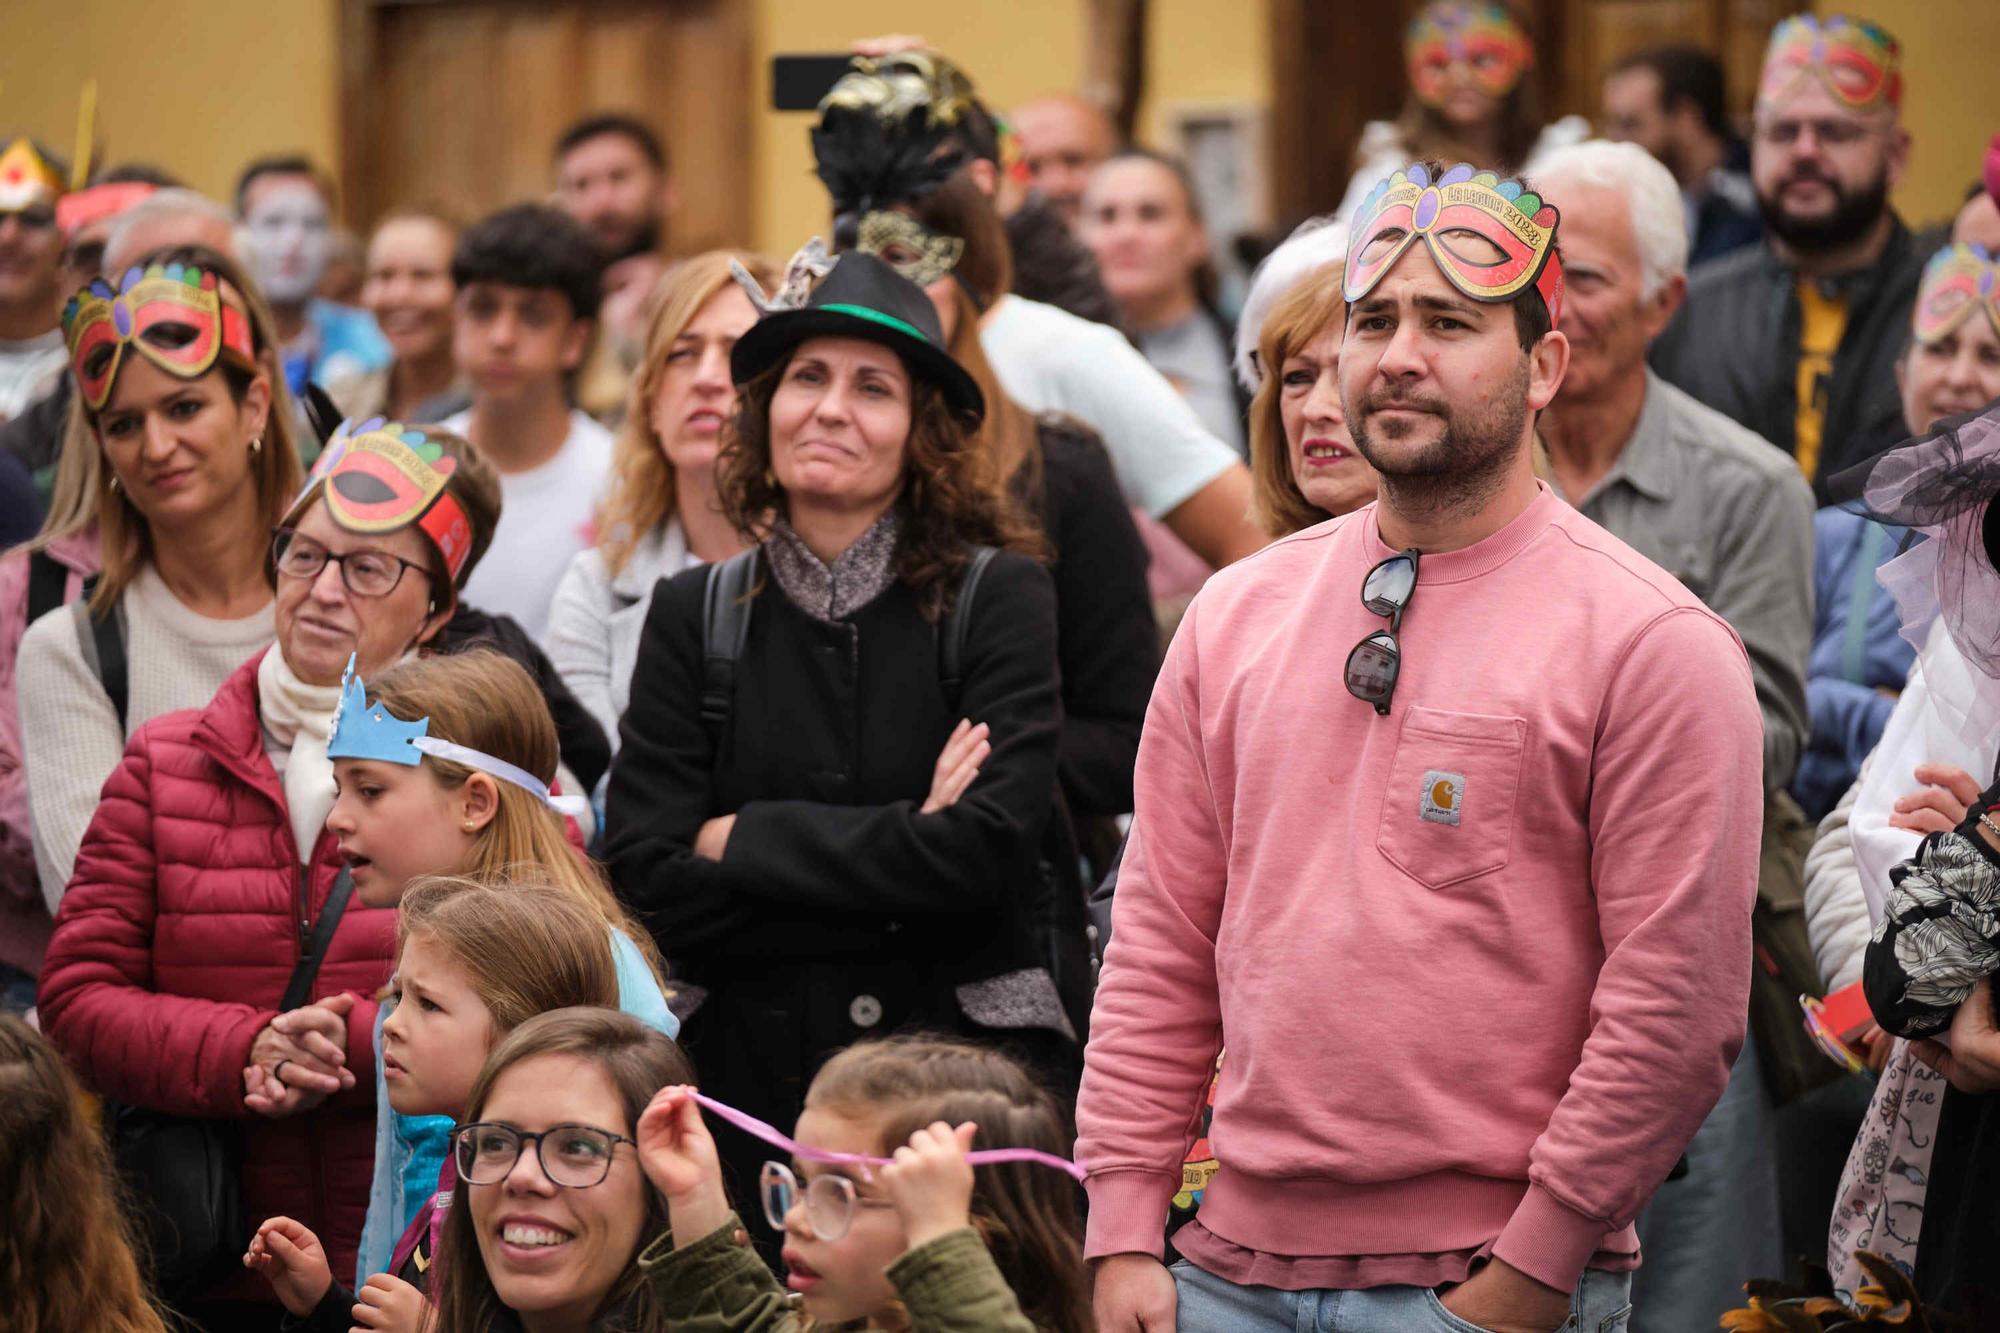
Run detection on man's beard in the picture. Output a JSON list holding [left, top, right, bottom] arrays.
[[1347, 357, 1530, 521], [1759, 166, 1889, 254], [599, 215, 662, 264]]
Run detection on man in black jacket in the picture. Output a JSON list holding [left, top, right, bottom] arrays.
[[1650, 14, 1921, 501]]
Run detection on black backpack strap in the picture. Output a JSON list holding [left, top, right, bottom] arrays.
[[26, 549, 68, 625], [69, 574, 129, 734], [939, 545, 997, 712], [282, 868, 355, 1011], [699, 549, 760, 738]]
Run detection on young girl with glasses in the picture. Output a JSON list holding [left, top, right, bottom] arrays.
[[244, 877, 651, 1330], [634, 1035, 1092, 1332]]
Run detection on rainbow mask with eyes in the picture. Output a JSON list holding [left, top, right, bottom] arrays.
[[1343, 162, 1562, 322], [1405, 2, 1532, 108], [62, 262, 256, 411], [1758, 14, 1901, 112], [1912, 244, 2000, 346], [300, 417, 474, 583]]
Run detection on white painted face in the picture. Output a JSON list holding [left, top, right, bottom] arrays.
[[243, 178, 333, 306]]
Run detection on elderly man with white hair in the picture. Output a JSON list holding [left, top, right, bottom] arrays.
[[1537, 137, 1814, 1333]]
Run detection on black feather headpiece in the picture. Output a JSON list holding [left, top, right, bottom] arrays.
[[811, 52, 979, 243]]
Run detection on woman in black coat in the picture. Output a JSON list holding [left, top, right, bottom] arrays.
[[604, 252, 1079, 1207]]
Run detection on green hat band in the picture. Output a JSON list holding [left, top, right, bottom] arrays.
[[819, 302, 932, 346]]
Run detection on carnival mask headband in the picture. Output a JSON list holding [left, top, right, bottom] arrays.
[[1914, 244, 2000, 346], [0, 138, 63, 213], [689, 1091, 1086, 1182], [1344, 162, 1563, 322], [1406, 2, 1531, 106], [1758, 14, 1901, 112], [300, 418, 476, 584], [62, 262, 257, 412], [856, 210, 963, 287], [327, 656, 589, 820]]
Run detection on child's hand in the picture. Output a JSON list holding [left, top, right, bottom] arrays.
[[242, 1215, 332, 1316], [881, 1121, 978, 1250], [351, 1272, 432, 1332], [637, 1085, 733, 1243]]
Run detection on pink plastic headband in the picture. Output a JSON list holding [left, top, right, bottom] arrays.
[[692, 1091, 1087, 1183]]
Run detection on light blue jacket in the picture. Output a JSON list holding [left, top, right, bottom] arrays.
[[355, 928, 675, 1284]]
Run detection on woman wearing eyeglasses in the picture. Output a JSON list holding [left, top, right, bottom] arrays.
[[431, 1008, 691, 1332], [37, 417, 499, 1326]]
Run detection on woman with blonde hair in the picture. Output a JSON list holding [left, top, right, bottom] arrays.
[[6, 244, 302, 937], [0, 1012, 168, 1333], [1245, 261, 1378, 537], [548, 250, 781, 750]]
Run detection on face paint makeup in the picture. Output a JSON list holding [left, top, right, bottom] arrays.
[[1758, 14, 1902, 113], [243, 179, 333, 306], [1344, 161, 1563, 322], [1404, 2, 1532, 108], [62, 262, 256, 411]]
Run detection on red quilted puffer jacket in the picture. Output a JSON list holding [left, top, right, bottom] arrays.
[[38, 648, 397, 1304]]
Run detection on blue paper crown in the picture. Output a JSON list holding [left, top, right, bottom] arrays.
[[327, 655, 430, 766]]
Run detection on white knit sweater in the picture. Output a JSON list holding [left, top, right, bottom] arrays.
[[17, 564, 272, 911]]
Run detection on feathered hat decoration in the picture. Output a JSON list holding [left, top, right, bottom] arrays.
[[811, 52, 979, 241], [732, 237, 833, 315]]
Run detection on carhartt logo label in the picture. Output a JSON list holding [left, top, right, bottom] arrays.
[[1420, 770, 1464, 826]]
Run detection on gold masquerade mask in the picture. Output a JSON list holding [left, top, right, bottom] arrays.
[[856, 211, 964, 287]]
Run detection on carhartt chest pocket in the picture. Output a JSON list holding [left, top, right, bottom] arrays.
[[1375, 706, 1528, 890]]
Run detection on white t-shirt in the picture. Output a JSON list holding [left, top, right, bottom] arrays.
[[444, 408, 613, 643], [980, 296, 1238, 520], [0, 330, 65, 423]]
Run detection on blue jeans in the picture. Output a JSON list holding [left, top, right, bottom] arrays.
[[1172, 1259, 1633, 1333]]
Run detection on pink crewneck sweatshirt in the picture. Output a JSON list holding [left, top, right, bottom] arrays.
[[1076, 485, 1763, 1294]]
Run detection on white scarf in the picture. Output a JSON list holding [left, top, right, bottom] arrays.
[[257, 648, 346, 863]]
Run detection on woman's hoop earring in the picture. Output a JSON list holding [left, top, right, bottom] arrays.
[[249, 436, 263, 457], [107, 473, 120, 495]]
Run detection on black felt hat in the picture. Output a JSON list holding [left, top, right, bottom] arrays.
[[729, 250, 984, 423]]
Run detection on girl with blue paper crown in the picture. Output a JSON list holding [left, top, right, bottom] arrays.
[[263, 641, 677, 1293]]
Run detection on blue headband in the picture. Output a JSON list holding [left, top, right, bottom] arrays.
[[327, 656, 589, 820]]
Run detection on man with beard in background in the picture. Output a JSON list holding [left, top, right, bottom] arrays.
[[552, 113, 672, 414], [1651, 15, 1923, 499]]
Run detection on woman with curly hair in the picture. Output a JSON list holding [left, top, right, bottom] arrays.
[[0, 1012, 167, 1333], [604, 250, 1078, 1224]]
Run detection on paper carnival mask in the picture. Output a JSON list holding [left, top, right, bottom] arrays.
[[1405, 2, 1532, 107], [301, 417, 474, 583], [62, 262, 256, 411], [1913, 244, 2000, 346], [1758, 14, 1901, 112], [0, 138, 63, 213], [1344, 162, 1562, 322]]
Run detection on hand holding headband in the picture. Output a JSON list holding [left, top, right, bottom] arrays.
[[1344, 162, 1562, 322], [1913, 244, 2000, 346]]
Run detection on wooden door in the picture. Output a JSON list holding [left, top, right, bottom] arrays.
[[338, 0, 752, 255], [1269, 0, 1789, 228]]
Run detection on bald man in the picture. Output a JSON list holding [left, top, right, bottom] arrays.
[[1011, 94, 1119, 227]]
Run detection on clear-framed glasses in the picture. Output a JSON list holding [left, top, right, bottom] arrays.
[[452, 1122, 635, 1188], [1344, 547, 1420, 716], [271, 526, 434, 598], [759, 1160, 895, 1240], [1752, 117, 1880, 150]]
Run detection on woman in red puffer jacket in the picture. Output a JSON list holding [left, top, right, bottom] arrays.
[[39, 416, 499, 1329]]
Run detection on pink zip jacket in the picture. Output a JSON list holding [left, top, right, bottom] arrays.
[[1077, 485, 1763, 1293]]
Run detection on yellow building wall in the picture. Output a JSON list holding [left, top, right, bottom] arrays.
[[0, 0, 340, 208], [0, 0, 1977, 243], [1832, 0, 1999, 228]]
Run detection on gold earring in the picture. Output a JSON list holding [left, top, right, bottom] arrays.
[[107, 473, 120, 494], [462, 820, 477, 832]]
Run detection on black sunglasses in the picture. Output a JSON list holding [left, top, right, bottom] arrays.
[[1344, 548, 1420, 716]]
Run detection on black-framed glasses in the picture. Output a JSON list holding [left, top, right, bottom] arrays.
[[271, 527, 434, 598], [759, 1160, 896, 1240], [1344, 548, 1420, 716], [452, 1122, 636, 1188]]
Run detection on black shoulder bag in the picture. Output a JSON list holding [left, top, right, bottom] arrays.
[[111, 864, 355, 1302]]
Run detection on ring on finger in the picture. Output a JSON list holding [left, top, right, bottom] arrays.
[[273, 1058, 291, 1085]]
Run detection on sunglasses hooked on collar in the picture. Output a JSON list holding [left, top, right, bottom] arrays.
[[1345, 548, 1421, 716]]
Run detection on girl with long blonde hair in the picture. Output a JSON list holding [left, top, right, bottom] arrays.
[[547, 249, 781, 749]]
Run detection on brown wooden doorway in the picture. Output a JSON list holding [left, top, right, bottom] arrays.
[[338, 0, 752, 253]]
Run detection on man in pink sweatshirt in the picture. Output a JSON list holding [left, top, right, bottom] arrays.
[[1080, 159, 1764, 1333]]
